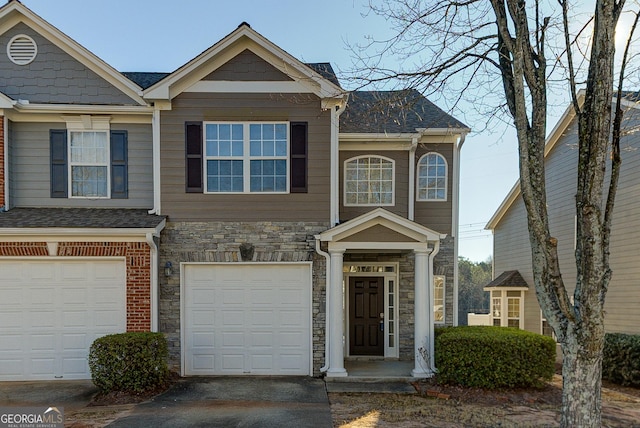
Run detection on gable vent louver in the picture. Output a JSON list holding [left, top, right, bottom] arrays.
[[7, 34, 37, 65]]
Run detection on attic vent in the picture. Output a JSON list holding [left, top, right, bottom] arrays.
[[7, 34, 37, 65]]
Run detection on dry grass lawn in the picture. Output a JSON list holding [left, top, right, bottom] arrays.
[[329, 376, 640, 427]]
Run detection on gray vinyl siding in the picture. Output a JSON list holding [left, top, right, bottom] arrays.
[[339, 150, 409, 221], [0, 23, 136, 105], [160, 92, 331, 222], [10, 122, 153, 208], [414, 144, 454, 235], [493, 106, 640, 336]]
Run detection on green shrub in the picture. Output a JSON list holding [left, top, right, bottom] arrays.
[[435, 326, 556, 389], [603, 333, 640, 387], [89, 332, 169, 393]]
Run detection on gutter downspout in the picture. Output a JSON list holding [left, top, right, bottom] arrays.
[[408, 135, 419, 221], [3, 114, 8, 211], [146, 221, 165, 331], [315, 236, 331, 373], [331, 99, 348, 226], [149, 107, 161, 215], [428, 239, 441, 372], [452, 133, 467, 327]]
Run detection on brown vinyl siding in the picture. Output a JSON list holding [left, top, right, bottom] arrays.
[[414, 144, 454, 234], [339, 150, 409, 221], [160, 92, 331, 222], [10, 122, 153, 208], [203, 49, 293, 81]]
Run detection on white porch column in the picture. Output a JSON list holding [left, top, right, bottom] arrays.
[[327, 249, 347, 377], [412, 248, 433, 378]]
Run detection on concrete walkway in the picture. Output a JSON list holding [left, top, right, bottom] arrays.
[[106, 376, 332, 428]]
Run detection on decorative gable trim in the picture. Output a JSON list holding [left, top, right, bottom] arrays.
[[0, 1, 146, 105], [143, 23, 344, 103], [318, 207, 445, 246]]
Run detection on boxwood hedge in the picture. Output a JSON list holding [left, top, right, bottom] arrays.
[[602, 332, 640, 387], [89, 332, 169, 393], [435, 326, 556, 389]]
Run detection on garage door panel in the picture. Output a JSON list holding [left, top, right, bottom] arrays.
[[0, 260, 126, 381], [31, 311, 56, 328], [222, 331, 244, 346], [221, 288, 244, 304], [184, 264, 311, 376], [31, 358, 56, 376], [0, 310, 22, 328], [62, 356, 89, 376], [0, 287, 22, 306]]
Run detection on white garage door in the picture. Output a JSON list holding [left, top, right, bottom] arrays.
[[0, 259, 126, 381], [183, 263, 311, 376]]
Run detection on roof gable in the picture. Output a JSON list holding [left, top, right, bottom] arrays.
[[144, 23, 344, 102], [0, 1, 146, 105], [319, 208, 445, 243], [484, 270, 529, 289], [203, 49, 293, 82], [487, 91, 640, 230]]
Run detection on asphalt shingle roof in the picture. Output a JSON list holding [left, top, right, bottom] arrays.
[[340, 89, 468, 134], [0, 208, 165, 229], [485, 270, 529, 288], [123, 63, 341, 90]]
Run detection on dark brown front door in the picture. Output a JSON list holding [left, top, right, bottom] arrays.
[[349, 277, 384, 356]]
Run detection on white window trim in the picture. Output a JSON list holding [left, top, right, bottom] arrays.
[[65, 116, 112, 200], [203, 121, 290, 194], [434, 274, 445, 324], [343, 155, 395, 207], [490, 288, 525, 329], [416, 152, 448, 202]]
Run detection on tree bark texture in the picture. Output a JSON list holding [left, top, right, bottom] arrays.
[[491, 1, 623, 426]]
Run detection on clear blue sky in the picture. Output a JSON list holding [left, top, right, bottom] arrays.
[[21, 0, 523, 262]]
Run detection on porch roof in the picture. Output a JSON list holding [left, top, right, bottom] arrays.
[[317, 208, 445, 251]]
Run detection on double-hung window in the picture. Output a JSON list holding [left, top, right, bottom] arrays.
[[203, 122, 289, 193], [344, 155, 394, 205], [417, 153, 447, 201], [69, 131, 109, 197], [50, 117, 128, 199]]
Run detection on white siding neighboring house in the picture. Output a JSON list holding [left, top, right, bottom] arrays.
[[486, 93, 640, 338]]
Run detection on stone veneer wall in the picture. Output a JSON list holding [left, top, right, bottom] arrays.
[[158, 221, 330, 374], [344, 235, 455, 362]]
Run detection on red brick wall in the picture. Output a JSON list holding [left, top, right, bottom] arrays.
[[0, 116, 4, 208], [0, 241, 152, 331]]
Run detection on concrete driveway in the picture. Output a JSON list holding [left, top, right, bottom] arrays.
[[0, 379, 97, 412], [1, 377, 331, 427], [108, 376, 331, 428]]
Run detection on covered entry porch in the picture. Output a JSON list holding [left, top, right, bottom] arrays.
[[317, 208, 445, 378]]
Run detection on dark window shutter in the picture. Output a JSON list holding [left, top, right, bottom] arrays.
[[185, 122, 203, 193], [110, 130, 128, 199], [50, 130, 67, 198], [290, 122, 308, 193]]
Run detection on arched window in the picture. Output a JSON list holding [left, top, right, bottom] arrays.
[[344, 155, 394, 206], [417, 153, 447, 201]]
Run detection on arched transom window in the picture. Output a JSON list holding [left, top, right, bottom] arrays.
[[344, 155, 394, 206], [417, 152, 447, 201]]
